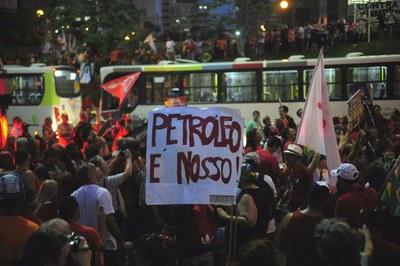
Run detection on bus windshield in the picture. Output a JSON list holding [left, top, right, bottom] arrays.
[[54, 69, 80, 97]]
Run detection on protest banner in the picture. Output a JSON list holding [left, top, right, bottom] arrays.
[[146, 107, 244, 205], [347, 89, 364, 123]]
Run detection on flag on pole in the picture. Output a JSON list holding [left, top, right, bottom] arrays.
[[296, 50, 341, 186], [102, 72, 141, 107]]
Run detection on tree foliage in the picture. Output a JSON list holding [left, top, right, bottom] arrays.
[[47, 0, 144, 54]]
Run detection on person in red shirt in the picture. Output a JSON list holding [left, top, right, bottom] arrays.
[[59, 196, 104, 266], [255, 136, 281, 184], [332, 163, 378, 228], [278, 183, 329, 266]]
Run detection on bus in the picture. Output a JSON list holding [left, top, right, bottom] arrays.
[[1, 65, 81, 134], [100, 54, 400, 123]]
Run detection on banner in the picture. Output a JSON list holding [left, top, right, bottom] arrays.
[[146, 107, 244, 205], [347, 89, 364, 123]]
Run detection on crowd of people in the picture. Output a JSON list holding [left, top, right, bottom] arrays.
[[0, 103, 400, 266], [2, 11, 399, 68]]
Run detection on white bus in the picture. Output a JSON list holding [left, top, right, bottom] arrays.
[[100, 54, 400, 123]]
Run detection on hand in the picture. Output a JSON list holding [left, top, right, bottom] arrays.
[[360, 224, 371, 241], [216, 207, 228, 219], [125, 149, 132, 159]]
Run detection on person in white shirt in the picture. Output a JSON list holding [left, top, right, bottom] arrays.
[[89, 149, 133, 219], [71, 163, 127, 266], [165, 37, 176, 61]]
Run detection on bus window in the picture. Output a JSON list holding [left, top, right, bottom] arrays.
[[263, 70, 299, 101], [303, 68, 341, 100], [182, 73, 217, 103], [8, 75, 44, 105], [145, 74, 180, 104], [394, 66, 400, 98], [224, 71, 256, 102], [347, 66, 387, 99], [54, 69, 80, 97]]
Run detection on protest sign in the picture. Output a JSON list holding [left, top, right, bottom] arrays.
[[146, 107, 244, 205], [347, 89, 364, 123]]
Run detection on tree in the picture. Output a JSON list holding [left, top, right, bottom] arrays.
[[47, 0, 144, 55]]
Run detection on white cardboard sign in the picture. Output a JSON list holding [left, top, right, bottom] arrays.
[[146, 107, 244, 205]]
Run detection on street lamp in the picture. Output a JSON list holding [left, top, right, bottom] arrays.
[[36, 9, 45, 17], [124, 35, 131, 41], [279, 0, 289, 9]]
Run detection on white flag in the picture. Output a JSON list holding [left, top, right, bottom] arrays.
[[296, 50, 341, 186]]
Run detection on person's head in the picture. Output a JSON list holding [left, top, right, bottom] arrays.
[[84, 143, 99, 160], [0, 151, 14, 170], [59, 196, 80, 223], [296, 108, 303, 119], [314, 219, 361, 266], [319, 155, 327, 170], [21, 229, 71, 266], [79, 111, 88, 122], [308, 183, 329, 211], [12, 116, 23, 128], [15, 148, 31, 168], [330, 163, 359, 193], [44, 117, 52, 127], [365, 161, 386, 192], [66, 143, 84, 162], [61, 113, 69, 123], [239, 162, 258, 188], [266, 136, 282, 153], [282, 127, 296, 141], [38, 179, 58, 203], [283, 144, 304, 167], [89, 155, 109, 177], [253, 110, 260, 121], [43, 145, 63, 165], [78, 163, 102, 186], [262, 115, 272, 127], [279, 105, 289, 117], [239, 239, 276, 266]]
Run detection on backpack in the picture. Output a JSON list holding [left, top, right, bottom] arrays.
[[186, 205, 217, 248]]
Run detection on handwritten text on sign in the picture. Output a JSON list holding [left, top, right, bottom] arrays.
[[146, 107, 244, 205]]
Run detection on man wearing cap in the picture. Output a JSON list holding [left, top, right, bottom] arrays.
[[0, 172, 39, 265], [283, 144, 312, 211], [332, 163, 378, 228]]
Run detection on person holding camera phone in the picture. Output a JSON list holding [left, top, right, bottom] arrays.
[[89, 148, 133, 220]]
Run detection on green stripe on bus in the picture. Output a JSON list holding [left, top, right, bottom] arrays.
[[143, 64, 203, 72]]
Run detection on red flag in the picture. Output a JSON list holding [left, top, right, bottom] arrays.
[[296, 50, 341, 188], [102, 72, 141, 107]]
